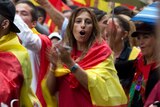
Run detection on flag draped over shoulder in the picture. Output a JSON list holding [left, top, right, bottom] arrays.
[[31, 28, 52, 107], [42, 40, 128, 107], [0, 32, 40, 106], [0, 52, 23, 106]]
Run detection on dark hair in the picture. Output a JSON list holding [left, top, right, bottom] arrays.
[[69, 5, 78, 10], [16, 0, 38, 22], [63, 10, 72, 14], [0, 14, 6, 24], [66, 7, 101, 58], [62, 5, 78, 14], [131, 22, 155, 37], [111, 6, 135, 18], [36, 6, 46, 24], [89, 7, 107, 21]]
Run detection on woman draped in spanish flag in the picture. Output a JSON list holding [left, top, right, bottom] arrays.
[[42, 7, 127, 107]]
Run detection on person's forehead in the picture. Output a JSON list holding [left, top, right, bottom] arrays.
[[16, 3, 32, 12], [76, 11, 91, 19], [101, 15, 109, 20], [108, 18, 119, 25]]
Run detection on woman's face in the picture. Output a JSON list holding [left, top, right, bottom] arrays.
[[107, 18, 125, 43], [137, 33, 156, 57], [73, 11, 93, 44], [98, 15, 108, 40]]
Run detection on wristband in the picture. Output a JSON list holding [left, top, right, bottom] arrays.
[[70, 63, 79, 73]]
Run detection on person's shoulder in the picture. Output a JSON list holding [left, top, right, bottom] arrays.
[[38, 33, 52, 46]]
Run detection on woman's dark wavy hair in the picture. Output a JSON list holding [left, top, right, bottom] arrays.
[[111, 6, 136, 18], [66, 7, 101, 50]]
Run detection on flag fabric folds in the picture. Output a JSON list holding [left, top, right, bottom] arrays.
[[31, 28, 52, 107], [41, 40, 128, 107], [72, 0, 87, 6], [0, 32, 41, 106]]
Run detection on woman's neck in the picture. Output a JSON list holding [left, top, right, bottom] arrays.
[[113, 42, 124, 59], [144, 54, 156, 65], [77, 42, 87, 51]]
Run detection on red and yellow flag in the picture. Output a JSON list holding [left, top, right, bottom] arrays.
[[32, 28, 52, 107], [42, 40, 128, 107], [0, 32, 40, 106]]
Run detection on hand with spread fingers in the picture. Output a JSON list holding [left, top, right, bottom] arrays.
[[47, 41, 73, 68], [54, 42, 73, 66], [46, 45, 59, 69]]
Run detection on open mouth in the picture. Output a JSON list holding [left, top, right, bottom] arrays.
[[80, 31, 86, 35]]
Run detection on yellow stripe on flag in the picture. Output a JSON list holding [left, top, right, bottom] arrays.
[[73, 0, 86, 5], [30, 0, 40, 6], [0, 32, 41, 106], [90, 0, 121, 13]]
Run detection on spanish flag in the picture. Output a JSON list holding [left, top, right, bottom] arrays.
[[72, 0, 87, 6], [0, 32, 40, 106], [72, 0, 120, 13], [31, 28, 52, 107], [42, 40, 128, 107]]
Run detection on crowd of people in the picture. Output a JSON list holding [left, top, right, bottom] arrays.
[[0, 0, 160, 107]]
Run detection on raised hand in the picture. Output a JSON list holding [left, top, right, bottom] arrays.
[[46, 45, 59, 68], [54, 42, 73, 65]]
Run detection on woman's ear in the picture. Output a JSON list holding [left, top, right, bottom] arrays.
[[123, 31, 129, 39]]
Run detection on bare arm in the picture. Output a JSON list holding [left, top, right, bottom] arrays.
[[46, 46, 59, 95], [66, 60, 88, 89], [46, 65, 57, 95], [36, 0, 65, 29]]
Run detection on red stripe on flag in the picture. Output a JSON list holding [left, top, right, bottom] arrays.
[[72, 1, 86, 7], [0, 52, 23, 106]]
